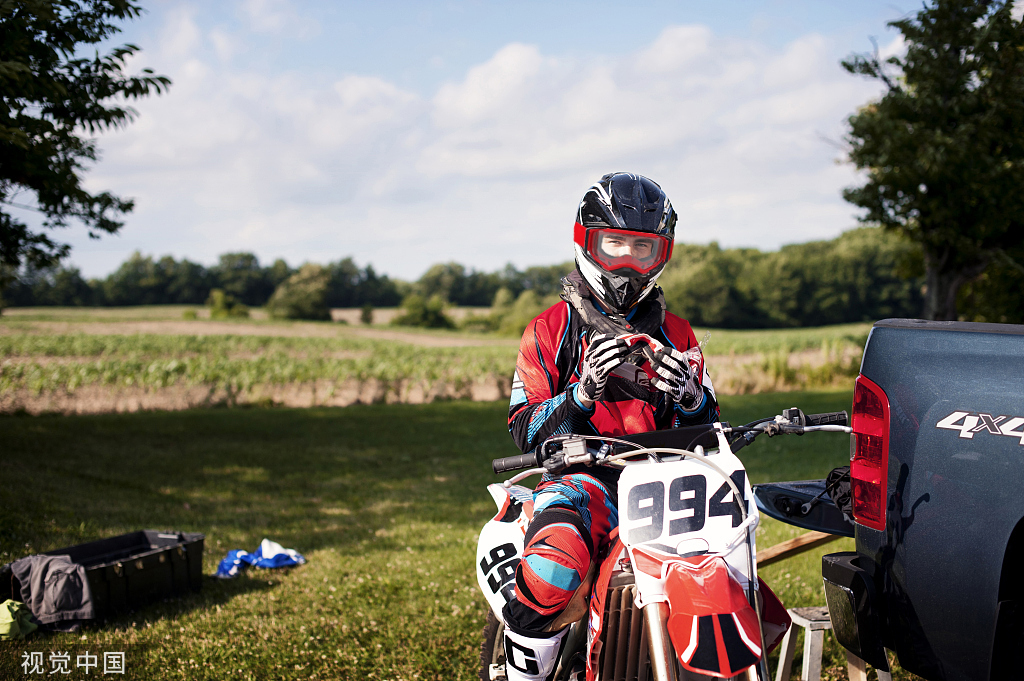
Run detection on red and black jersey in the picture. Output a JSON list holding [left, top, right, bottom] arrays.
[[508, 300, 720, 455]]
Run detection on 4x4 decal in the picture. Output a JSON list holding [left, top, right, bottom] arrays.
[[937, 411, 1024, 445]]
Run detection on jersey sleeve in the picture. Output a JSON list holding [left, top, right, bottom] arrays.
[[508, 307, 594, 453]]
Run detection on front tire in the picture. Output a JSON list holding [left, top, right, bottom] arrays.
[[479, 609, 506, 681]]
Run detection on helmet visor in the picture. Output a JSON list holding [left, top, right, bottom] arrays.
[[587, 228, 670, 275]]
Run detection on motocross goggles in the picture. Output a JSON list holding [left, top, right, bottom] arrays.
[[579, 226, 672, 275]]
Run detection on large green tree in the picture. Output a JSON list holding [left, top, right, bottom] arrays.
[[213, 252, 274, 306], [266, 264, 332, 321], [325, 257, 401, 307], [416, 261, 503, 306], [842, 0, 1024, 320], [0, 1, 169, 284]]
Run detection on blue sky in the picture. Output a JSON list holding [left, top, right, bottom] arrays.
[[42, 0, 921, 279], [131, 1, 915, 94], [119, 1, 917, 88]]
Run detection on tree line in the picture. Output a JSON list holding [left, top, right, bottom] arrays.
[[0, 253, 573, 312], [458, 227, 934, 335], [659, 228, 1021, 327], [661, 227, 925, 328], [2, 227, 1020, 327], [451, 226, 1020, 331], [0, 252, 404, 309]]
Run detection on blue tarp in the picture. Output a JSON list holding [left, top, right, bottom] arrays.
[[215, 539, 306, 578]]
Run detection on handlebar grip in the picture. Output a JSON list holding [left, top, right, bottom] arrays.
[[806, 411, 849, 427], [492, 451, 543, 474]]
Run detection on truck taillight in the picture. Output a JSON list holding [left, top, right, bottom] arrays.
[[851, 374, 890, 531]]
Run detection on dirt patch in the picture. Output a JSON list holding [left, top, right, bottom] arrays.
[[2, 355, 106, 366], [0, 319, 518, 347], [0, 348, 373, 364], [329, 307, 488, 325], [0, 376, 513, 415], [338, 327, 517, 347]]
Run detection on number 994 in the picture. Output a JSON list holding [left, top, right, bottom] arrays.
[[625, 471, 746, 545]]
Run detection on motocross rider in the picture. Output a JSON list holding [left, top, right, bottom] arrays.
[[502, 172, 719, 681]]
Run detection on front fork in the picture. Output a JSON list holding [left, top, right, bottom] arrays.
[[642, 602, 678, 681]]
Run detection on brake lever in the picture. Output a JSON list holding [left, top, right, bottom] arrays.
[[763, 422, 805, 437], [730, 430, 759, 453], [542, 436, 594, 474]]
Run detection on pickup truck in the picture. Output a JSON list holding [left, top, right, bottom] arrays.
[[762, 319, 1024, 681]]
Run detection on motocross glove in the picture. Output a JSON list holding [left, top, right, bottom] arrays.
[[649, 346, 703, 410], [577, 334, 629, 403]]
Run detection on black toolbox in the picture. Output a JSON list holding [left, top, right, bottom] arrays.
[[1, 530, 204, 619]]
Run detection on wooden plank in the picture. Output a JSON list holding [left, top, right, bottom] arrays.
[[804, 630, 824, 681], [846, 650, 869, 681], [774, 624, 797, 681], [756, 530, 840, 568]]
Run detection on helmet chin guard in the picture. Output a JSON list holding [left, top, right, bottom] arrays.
[[574, 244, 664, 313], [573, 172, 676, 313]]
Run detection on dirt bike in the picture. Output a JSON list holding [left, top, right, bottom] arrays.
[[476, 405, 851, 681]]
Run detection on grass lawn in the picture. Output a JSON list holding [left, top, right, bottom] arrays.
[[0, 392, 916, 680]]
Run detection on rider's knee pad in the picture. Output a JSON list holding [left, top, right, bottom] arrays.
[[503, 625, 568, 681], [515, 508, 593, 619]]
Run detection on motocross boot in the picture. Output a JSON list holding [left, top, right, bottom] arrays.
[[502, 626, 568, 681]]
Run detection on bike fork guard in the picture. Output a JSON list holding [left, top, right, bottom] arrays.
[[663, 555, 790, 678]]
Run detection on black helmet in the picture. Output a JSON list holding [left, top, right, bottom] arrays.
[[573, 172, 676, 313]]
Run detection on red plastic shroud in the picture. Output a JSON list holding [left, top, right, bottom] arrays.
[[663, 555, 791, 678], [586, 532, 623, 680], [616, 545, 791, 679]]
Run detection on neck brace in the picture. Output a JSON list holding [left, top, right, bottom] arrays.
[[560, 269, 666, 338]]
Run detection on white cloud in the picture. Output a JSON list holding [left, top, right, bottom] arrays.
[[635, 25, 714, 73], [238, 0, 314, 36], [155, 8, 201, 60], [209, 29, 239, 62], [77, 19, 892, 279], [879, 34, 907, 61]]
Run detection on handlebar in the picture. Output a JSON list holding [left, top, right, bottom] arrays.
[[616, 423, 725, 452], [490, 407, 851, 475], [806, 411, 849, 427], [492, 451, 544, 474], [785, 408, 849, 428]]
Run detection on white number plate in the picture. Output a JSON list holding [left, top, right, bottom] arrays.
[[618, 450, 756, 558]]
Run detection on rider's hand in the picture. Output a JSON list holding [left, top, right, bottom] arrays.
[[650, 346, 703, 410], [577, 334, 629, 405]]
